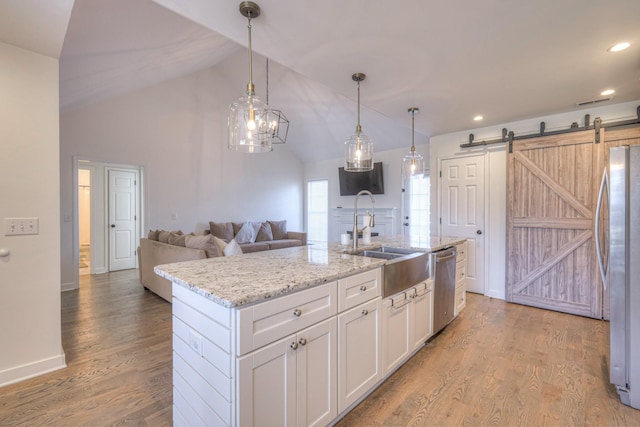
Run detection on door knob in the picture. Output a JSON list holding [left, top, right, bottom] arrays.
[[111, 224, 116, 228], [476, 230, 482, 235]]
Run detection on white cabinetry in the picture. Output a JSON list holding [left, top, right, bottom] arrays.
[[382, 280, 433, 376], [238, 318, 337, 427], [454, 241, 467, 315], [410, 281, 434, 349], [171, 265, 432, 426], [338, 298, 382, 413]]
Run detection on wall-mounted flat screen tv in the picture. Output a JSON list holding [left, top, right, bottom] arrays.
[[338, 162, 384, 196]]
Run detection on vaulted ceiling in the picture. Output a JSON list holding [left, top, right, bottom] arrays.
[[5, 0, 640, 163]]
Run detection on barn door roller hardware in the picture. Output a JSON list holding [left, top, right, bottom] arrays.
[[460, 105, 640, 149]]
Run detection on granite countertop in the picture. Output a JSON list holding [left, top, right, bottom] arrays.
[[155, 235, 466, 309]]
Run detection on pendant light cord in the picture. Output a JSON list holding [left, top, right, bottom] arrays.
[[356, 80, 362, 134], [246, 15, 254, 94], [411, 110, 416, 154]]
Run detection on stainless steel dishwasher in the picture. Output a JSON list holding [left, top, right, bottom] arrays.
[[431, 246, 457, 334]]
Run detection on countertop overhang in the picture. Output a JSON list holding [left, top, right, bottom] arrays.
[[154, 235, 465, 308]]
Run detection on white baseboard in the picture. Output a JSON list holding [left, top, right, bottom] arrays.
[[0, 351, 66, 388], [61, 282, 77, 292]]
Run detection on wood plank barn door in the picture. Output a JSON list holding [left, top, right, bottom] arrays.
[[506, 130, 602, 318]]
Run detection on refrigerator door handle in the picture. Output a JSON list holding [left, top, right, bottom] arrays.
[[595, 168, 609, 289]]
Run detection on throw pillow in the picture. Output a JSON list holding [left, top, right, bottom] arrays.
[[185, 234, 221, 258], [255, 222, 274, 242], [223, 238, 243, 256], [193, 229, 211, 236], [168, 232, 187, 247], [147, 229, 160, 241], [158, 230, 182, 243], [212, 236, 228, 254], [209, 221, 234, 242], [232, 222, 243, 236], [235, 221, 262, 244], [268, 220, 287, 240]]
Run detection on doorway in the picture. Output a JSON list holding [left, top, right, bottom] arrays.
[[438, 154, 486, 294], [78, 168, 92, 275], [74, 159, 144, 284]]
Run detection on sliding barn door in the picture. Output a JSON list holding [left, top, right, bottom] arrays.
[[506, 130, 602, 318]]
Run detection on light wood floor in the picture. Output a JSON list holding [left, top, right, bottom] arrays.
[[1, 270, 639, 426]]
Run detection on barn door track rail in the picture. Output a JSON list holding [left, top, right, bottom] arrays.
[[460, 105, 640, 152]]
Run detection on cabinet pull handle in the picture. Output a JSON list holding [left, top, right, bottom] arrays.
[[362, 309, 369, 316], [290, 342, 299, 350], [298, 338, 307, 346], [360, 285, 367, 292], [292, 309, 302, 317]]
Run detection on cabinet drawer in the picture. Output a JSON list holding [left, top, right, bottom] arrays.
[[456, 242, 467, 263], [237, 282, 337, 356], [455, 289, 466, 314], [455, 262, 466, 283], [338, 268, 381, 312]]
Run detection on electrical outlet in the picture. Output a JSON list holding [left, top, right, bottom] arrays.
[[170, 213, 178, 221], [4, 218, 39, 236], [188, 330, 204, 356]]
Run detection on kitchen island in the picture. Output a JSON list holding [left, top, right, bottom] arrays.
[[155, 235, 466, 426]]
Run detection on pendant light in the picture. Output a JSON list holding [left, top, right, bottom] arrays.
[[228, 1, 276, 153], [402, 107, 425, 180], [266, 58, 289, 144], [344, 73, 374, 172]]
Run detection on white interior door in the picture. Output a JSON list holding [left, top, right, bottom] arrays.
[[439, 155, 485, 294], [108, 168, 138, 271]]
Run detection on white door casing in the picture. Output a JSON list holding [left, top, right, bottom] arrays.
[[108, 168, 138, 271], [439, 155, 485, 294]]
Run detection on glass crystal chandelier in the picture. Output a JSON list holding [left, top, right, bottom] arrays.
[[344, 73, 373, 172], [228, 1, 276, 153], [402, 107, 425, 180]]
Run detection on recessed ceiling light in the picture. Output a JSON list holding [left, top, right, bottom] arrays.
[[473, 115, 483, 121], [601, 89, 615, 96], [608, 42, 630, 52]]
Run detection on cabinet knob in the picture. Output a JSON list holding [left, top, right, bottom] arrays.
[[360, 285, 367, 292], [298, 338, 307, 346], [362, 309, 369, 316], [292, 309, 302, 317], [290, 342, 299, 350]]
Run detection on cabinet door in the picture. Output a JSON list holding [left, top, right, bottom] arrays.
[[237, 336, 297, 427], [338, 298, 382, 413], [382, 294, 411, 375], [411, 282, 434, 349], [297, 318, 337, 427]]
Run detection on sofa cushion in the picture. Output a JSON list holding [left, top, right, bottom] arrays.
[[268, 239, 303, 250], [235, 221, 262, 244], [147, 229, 160, 241], [238, 242, 270, 253], [158, 230, 182, 243], [255, 222, 274, 242], [168, 232, 187, 247], [185, 234, 221, 258], [223, 239, 244, 256], [268, 220, 287, 240], [232, 222, 243, 236], [212, 235, 228, 254], [210, 221, 234, 242]]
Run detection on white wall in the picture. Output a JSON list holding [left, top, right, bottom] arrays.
[[304, 143, 429, 241], [60, 65, 304, 289], [430, 100, 640, 300], [0, 42, 65, 386]]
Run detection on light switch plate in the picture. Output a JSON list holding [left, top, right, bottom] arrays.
[[4, 218, 39, 236]]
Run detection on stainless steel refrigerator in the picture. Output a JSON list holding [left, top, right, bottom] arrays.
[[596, 145, 640, 409]]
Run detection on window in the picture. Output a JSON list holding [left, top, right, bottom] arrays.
[[307, 179, 328, 243], [406, 173, 430, 246]]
